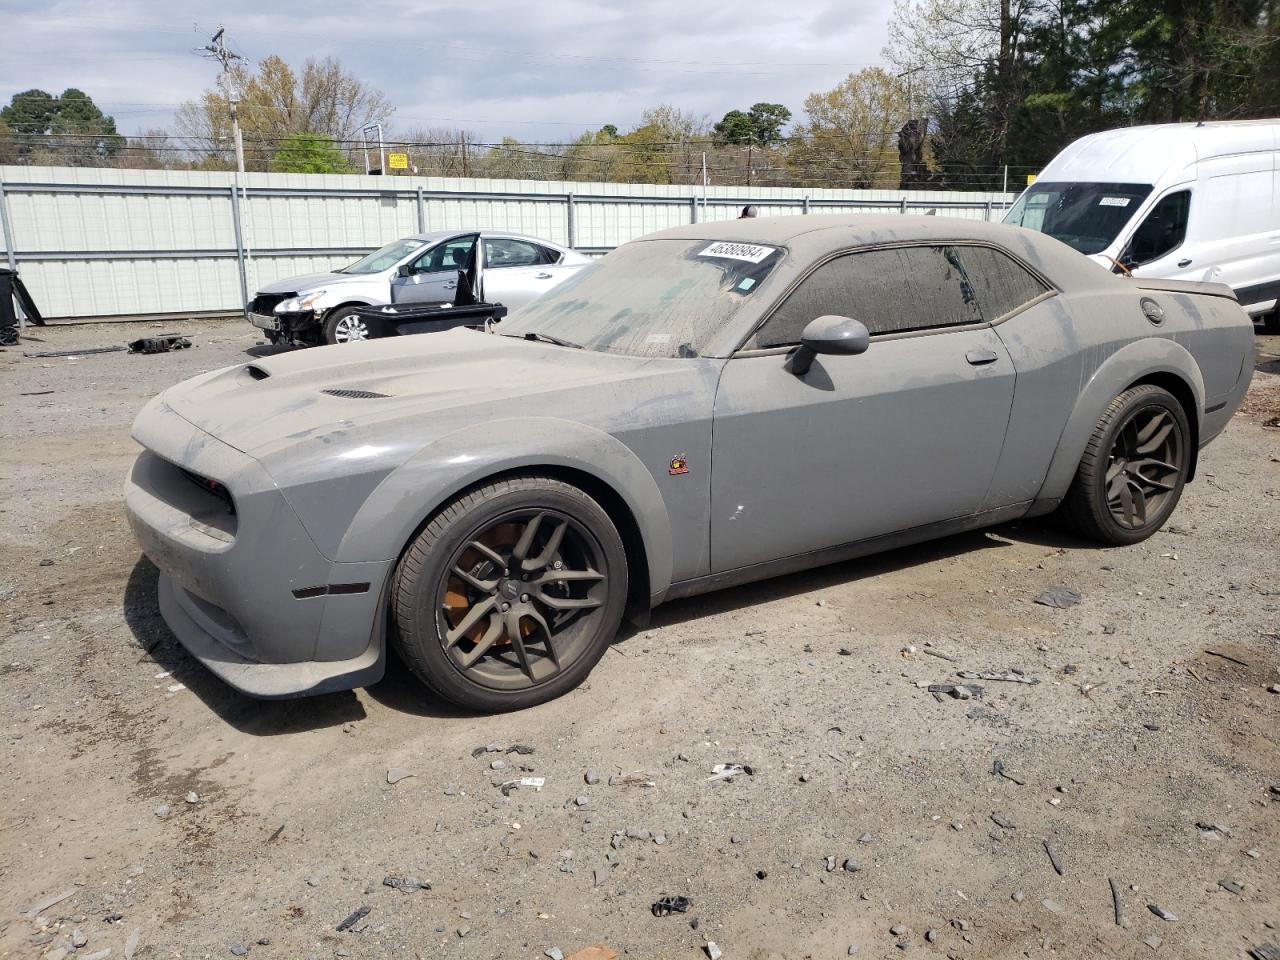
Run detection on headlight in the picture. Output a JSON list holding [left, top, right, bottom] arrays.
[[274, 289, 328, 313]]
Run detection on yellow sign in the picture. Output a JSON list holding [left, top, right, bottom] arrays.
[[1026, 173, 1037, 185], [388, 152, 409, 170]]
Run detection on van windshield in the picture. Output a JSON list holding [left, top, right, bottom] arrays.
[[1004, 182, 1153, 255]]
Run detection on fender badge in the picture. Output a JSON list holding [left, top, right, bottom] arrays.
[[668, 455, 690, 476]]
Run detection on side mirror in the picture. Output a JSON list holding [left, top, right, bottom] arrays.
[[396, 263, 413, 278], [785, 315, 870, 376]]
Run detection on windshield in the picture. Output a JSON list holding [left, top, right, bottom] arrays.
[[338, 238, 427, 274], [498, 239, 782, 358], [1004, 182, 1152, 254]]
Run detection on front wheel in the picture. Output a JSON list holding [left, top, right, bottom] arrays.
[[390, 476, 628, 711], [1059, 384, 1191, 545], [322, 307, 385, 345]]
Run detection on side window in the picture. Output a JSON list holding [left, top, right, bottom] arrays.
[[956, 246, 1051, 319], [1126, 190, 1191, 266], [536, 244, 564, 265], [484, 237, 546, 268], [409, 236, 475, 274], [752, 245, 981, 348]]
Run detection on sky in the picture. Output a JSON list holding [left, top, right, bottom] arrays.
[[0, 0, 898, 143]]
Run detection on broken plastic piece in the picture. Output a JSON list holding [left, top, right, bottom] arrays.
[[128, 334, 192, 354], [651, 895, 692, 917], [336, 906, 370, 931]]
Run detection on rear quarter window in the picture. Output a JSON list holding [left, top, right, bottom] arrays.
[[956, 246, 1052, 319]]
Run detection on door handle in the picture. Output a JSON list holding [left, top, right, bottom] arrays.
[[536, 272, 553, 279], [965, 348, 999, 366], [1177, 258, 1192, 267], [442, 280, 457, 289]]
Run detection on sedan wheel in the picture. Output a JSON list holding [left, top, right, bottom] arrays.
[[1060, 384, 1190, 545], [322, 307, 384, 345], [391, 476, 628, 711]]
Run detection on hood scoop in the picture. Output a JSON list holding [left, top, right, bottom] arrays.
[[321, 387, 391, 399]]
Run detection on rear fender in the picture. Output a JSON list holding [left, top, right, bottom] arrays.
[[1037, 338, 1205, 503], [333, 416, 674, 599]]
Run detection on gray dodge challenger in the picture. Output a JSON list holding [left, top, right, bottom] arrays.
[[125, 215, 1255, 711]]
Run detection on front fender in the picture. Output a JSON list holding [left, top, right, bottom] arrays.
[[333, 416, 675, 599], [1037, 338, 1206, 503]]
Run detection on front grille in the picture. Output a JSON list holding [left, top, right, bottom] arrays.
[[321, 388, 390, 399], [250, 292, 295, 315]]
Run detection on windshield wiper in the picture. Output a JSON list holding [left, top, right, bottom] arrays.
[[501, 331, 583, 349]]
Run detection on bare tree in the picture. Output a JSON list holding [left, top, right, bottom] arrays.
[[789, 69, 911, 188], [175, 55, 392, 170]]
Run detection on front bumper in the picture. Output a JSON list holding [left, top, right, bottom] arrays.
[[248, 311, 280, 332], [125, 397, 391, 698], [247, 309, 318, 343]]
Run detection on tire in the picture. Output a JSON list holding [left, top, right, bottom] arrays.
[[391, 475, 628, 712], [1059, 384, 1191, 545], [1262, 309, 1280, 335], [322, 306, 385, 345]]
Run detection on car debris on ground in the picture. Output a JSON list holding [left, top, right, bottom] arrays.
[[1034, 585, 1082, 608]]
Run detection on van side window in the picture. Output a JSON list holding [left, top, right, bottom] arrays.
[[1126, 191, 1191, 266]]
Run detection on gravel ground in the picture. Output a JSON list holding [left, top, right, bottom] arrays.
[[2, 319, 1279, 960]]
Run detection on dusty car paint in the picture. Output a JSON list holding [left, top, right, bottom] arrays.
[[125, 214, 1255, 698]]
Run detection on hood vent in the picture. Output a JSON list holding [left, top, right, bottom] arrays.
[[321, 387, 390, 399], [245, 365, 270, 381]]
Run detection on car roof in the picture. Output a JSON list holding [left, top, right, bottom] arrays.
[[405, 229, 568, 250], [644, 213, 1103, 289]]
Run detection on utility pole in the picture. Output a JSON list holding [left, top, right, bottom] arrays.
[[197, 27, 246, 178], [197, 26, 250, 313]]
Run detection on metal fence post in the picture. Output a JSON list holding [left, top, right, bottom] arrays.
[[566, 193, 576, 248], [802, 196, 810, 214], [0, 177, 22, 330], [0, 179, 17, 274], [229, 184, 249, 316], [899, 196, 908, 215], [985, 199, 993, 221], [416, 186, 426, 233]]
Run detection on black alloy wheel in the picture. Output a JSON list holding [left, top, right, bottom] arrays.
[[391, 476, 628, 711], [1060, 384, 1191, 545]]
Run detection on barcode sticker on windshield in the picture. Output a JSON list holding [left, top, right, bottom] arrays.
[[698, 242, 776, 263], [1098, 197, 1131, 207]]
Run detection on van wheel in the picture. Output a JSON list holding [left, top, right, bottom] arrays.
[[1059, 385, 1191, 545], [1262, 309, 1280, 335]]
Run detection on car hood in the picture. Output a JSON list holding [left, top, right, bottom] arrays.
[[160, 329, 688, 463], [255, 272, 363, 294]]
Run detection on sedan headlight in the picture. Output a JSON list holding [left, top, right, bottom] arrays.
[[274, 289, 328, 313]]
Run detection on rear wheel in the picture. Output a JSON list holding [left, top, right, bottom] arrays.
[[1060, 384, 1191, 545], [323, 307, 385, 344], [391, 476, 628, 711]]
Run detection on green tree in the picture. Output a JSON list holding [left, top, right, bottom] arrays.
[[269, 132, 349, 173], [0, 88, 124, 165], [713, 102, 792, 146], [790, 70, 910, 188]]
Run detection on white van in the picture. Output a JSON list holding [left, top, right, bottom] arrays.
[[1004, 120, 1280, 331]]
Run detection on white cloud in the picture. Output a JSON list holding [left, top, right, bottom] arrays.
[[0, 0, 897, 141]]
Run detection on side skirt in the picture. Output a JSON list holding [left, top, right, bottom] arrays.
[[660, 502, 1033, 604]]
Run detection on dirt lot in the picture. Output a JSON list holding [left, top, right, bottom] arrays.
[[2, 319, 1278, 960]]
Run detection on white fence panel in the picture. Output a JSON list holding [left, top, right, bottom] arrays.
[[0, 166, 1015, 319]]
